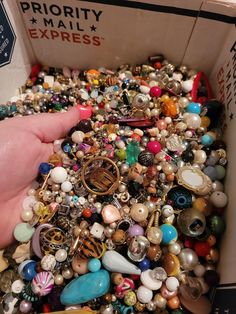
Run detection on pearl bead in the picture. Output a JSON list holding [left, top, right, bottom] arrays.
[[154, 293, 167, 309], [130, 203, 149, 222], [168, 242, 181, 255], [165, 277, 179, 291], [55, 249, 68, 262], [19, 300, 32, 313], [137, 285, 153, 303], [55, 274, 64, 285], [27, 189, 36, 196], [194, 150, 207, 164], [182, 79, 193, 93], [50, 166, 67, 183], [21, 209, 34, 222], [61, 181, 73, 192], [62, 268, 74, 279], [194, 264, 206, 277]]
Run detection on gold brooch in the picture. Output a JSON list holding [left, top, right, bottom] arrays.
[[81, 156, 120, 195]]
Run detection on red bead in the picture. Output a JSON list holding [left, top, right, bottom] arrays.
[[147, 140, 161, 154], [82, 208, 92, 218], [42, 304, 51, 313], [130, 274, 140, 281], [184, 238, 194, 249], [149, 86, 162, 98], [154, 61, 162, 69], [194, 242, 211, 257], [30, 64, 41, 78]]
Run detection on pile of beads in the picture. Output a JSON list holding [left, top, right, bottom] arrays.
[[0, 55, 227, 314]]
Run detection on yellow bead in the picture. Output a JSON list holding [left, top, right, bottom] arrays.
[[201, 116, 211, 128], [160, 94, 170, 102]]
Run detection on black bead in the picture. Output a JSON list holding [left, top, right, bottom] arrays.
[[77, 119, 93, 133], [138, 150, 154, 166], [181, 149, 194, 162]]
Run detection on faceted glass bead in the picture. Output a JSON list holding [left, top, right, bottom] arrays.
[[126, 140, 140, 165]]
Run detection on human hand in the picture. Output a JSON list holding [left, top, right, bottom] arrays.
[[0, 107, 80, 249]]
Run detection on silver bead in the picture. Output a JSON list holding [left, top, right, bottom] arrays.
[[146, 301, 157, 311], [100, 304, 114, 314]]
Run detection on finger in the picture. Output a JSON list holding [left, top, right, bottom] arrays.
[[5, 107, 80, 143]]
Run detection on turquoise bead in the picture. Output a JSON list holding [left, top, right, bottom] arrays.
[[60, 269, 110, 305], [160, 224, 178, 245], [186, 102, 201, 114], [14, 223, 35, 242], [88, 258, 101, 272], [201, 134, 214, 146]]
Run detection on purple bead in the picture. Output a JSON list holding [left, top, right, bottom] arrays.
[[128, 224, 144, 237], [20, 300, 32, 313]]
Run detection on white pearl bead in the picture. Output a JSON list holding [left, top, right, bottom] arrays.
[[182, 79, 193, 93], [165, 277, 179, 291], [27, 189, 36, 196], [50, 167, 67, 183], [162, 205, 174, 218], [55, 249, 68, 262], [61, 181, 73, 192], [71, 131, 85, 143], [137, 285, 153, 303], [54, 274, 64, 285], [21, 209, 34, 222], [140, 85, 150, 94]]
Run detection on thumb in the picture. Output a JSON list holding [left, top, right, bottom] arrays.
[[25, 106, 80, 143]]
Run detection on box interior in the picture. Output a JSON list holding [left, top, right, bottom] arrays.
[[1, 0, 236, 287]]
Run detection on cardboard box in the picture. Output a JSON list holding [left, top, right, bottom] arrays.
[[0, 0, 236, 312]]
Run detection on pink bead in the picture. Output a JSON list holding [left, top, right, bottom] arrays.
[[156, 119, 167, 130], [73, 164, 79, 171], [149, 86, 162, 98], [76, 104, 92, 119], [147, 141, 161, 154], [128, 224, 144, 237]]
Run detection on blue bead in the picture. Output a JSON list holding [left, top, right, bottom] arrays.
[[160, 224, 178, 245], [39, 162, 52, 175], [60, 269, 110, 305], [88, 258, 101, 272], [22, 261, 37, 281], [186, 102, 201, 114], [201, 134, 214, 146], [138, 258, 150, 271]]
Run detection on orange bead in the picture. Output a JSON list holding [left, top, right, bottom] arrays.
[[87, 69, 100, 76], [162, 100, 178, 118], [131, 133, 141, 142], [43, 82, 49, 89], [206, 235, 216, 247], [193, 198, 212, 216], [201, 116, 211, 128], [166, 174, 175, 182], [167, 296, 180, 309], [82, 208, 92, 218]]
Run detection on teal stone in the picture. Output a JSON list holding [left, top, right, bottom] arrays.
[[13, 223, 35, 242], [60, 269, 110, 305], [126, 140, 140, 165]]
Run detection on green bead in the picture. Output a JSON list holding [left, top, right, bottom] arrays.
[[0, 105, 8, 119], [13, 223, 35, 242], [54, 103, 63, 111], [209, 215, 225, 235], [116, 148, 126, 161], [126, 140, 140, 165]]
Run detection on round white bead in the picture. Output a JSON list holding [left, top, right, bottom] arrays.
[[41, 254, 56, 271], [182, 79, 193, 93], [54, 274, 64, 285], [71, 131, 85, 143], [165, 277, 179, 291], [55, 249, 67, 262], [210, 191, 228, 208], [61, 181, 73, 192], [50, 167, 67, 184], [11, 279, 25, 294], [21, 209, 34, 222], [137, 285, 153, 303]]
